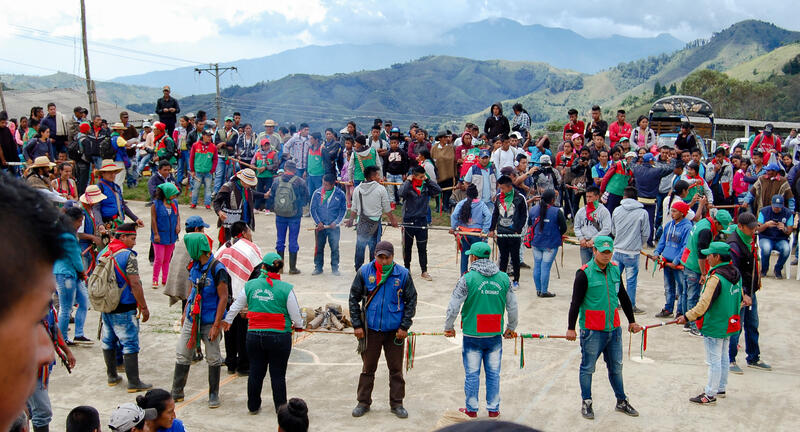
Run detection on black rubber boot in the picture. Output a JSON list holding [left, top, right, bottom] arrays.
[[171, 363, 191, 402], [278, 251, 285, 274], [33, 426, 49, 432], [208, 365, 221, 408], [103, 349, 122, 386], [289, 253, 301, 274], [124, 353, 153, 393]]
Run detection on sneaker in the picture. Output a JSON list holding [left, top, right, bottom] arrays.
[[519, 262, 531, 269], [205, 205, 211, 210], [312, 268, 323, 276], [632, 306, 646, 315], [682, 323, 691, 332], [262, 209, 271, 215], [390, 406, 407, 420], [747, 360, 772, 371], [792, 258, 798, 266], [716, 391, 726, 398], [66, 340, 76, 346], [190, 204, 197, 209], [775, 269, 783, 279], [615, 399, 639, 416], [511, 281, 519, 290], [581, 399, 594, 420], [458, 408, 477, 418], [689, 393, 716, 405], [488, 411, 500, 418], [540, 292, 556, 298], [729, 363, 744, 375], [421, 272, 433, 281], [73, 336, 93, 345], [655, 309, 673, 318], [688, 327, 702, 337], [332, 269, 341, 276], [152, 282, 159, 290]]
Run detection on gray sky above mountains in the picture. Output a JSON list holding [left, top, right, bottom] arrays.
[[0, 0, 797, 80]]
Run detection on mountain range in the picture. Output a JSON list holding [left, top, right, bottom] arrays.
[[111, 18, 683, 95]]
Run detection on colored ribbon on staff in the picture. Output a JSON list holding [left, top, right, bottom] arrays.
[[513, 332, 571, 369], [630, 319, 679, 359], [404, 332, 446, 372]]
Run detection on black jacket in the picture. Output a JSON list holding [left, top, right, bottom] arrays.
[[727, 232, 759, 295], [156, 97, 180, 124], [484, 103, 510, 140], [491, 190, 528, 234], [384, 149, 410, 176], [399, 178, 441, 221], [321, 141, 343, 177], [0, 126, 18, 165]]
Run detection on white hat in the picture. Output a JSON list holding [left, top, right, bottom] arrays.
[[539, 155, 551, 164], [625, 151, 637, 158], [142, 121, 152, 128], [509, 131, 522, 140]]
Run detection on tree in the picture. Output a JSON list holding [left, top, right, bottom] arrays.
[[668, 83, 677, 95], [653, 80, 664, 97]]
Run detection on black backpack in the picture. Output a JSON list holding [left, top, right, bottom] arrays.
[[66, 138, 84, 162], [99, 136, 116, 159]]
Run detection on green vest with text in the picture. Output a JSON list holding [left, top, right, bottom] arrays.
[[579, 260, 621, 331], [681, 217, 714, 274], [697, 264, 742, 338], [460, 270, 510, 336]]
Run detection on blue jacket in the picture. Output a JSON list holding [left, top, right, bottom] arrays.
[[97, 179, 124, 220], [310, 187, 347, 226], [151, 199, 179, 245], [53, 232, 85, 277], [97, 245, 137, 306], [528, 204, 565, 249], [654, 217, 693, 264], [187, 256, 229, 325], [450, 198, 493, 232], [355, 263, 415, 332], [632, 163, 673, 199]]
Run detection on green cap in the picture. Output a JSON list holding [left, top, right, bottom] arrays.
[[714, 209, 733, 229], [593, 235, 614, 252], [262, 252, 282, 266], [465, 241, 491, 258], [701, 241, 731, 257], [224, 116, 234, 122], [157, 182, 180, 199]]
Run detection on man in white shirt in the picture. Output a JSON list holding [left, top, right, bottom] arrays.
[[491, 133, 521, 176], [367, 125, 389, 158]]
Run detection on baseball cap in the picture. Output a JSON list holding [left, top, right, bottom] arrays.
[[375, 241, 395, 257], [701, 241, 731, 257], [142, 121, 152, 128], [643, 153, 655, 163], [571, 133, 582, 141], [764, 123, 774, 134], [539, 155, 551, 165], [262, 252, 282, 266], [765, 162, 782, 172], [713, 209, 733, 229], [202, 128, 214, 136], [619, 137, 630, 143], [185, 215, 209, 229], [162, 85, 170, 92], [109, 403, 157, 432], [479, 149, 491, 158], [772, 194, 785, 207], [224, 116, 234, 122], [593, 235, 614, 252], [509, 131, 522, 140], [465, 241, 491, 259]]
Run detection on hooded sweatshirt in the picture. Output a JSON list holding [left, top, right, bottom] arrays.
[[654, 216, 693, 264], [352, 180, 392, 220], [611, 198, 650, 255], [483, 103, 510, 141], [443, 259, 518, 337]]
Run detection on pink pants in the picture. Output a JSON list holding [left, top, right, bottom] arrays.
[[152, 243, 176, 284]]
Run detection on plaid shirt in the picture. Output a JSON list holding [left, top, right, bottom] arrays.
[[283, 133, 310, 169]]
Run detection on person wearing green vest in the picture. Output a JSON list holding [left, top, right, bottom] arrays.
[[677, 242, 748, 405], [599, 154, 635, 214], [444, 241, 518, 418], [680, 209, 733, 336], [305, 132, 325, 202], [348, 135, 383, 187], [566, 236, 642, 420], [223, 252, 304, 415], [251, 138, 278, 213]]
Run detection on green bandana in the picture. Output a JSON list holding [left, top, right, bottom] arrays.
[[157, 182, 180, 199], [503, 189, 514, 209], [323, 188, 334, 202], [376, 262, 394, 286], [184, 232, 211, 261], [736, 227, 753, 252]]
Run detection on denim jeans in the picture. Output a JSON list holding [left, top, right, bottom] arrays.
[[683, 269, 702, 328], [192, 172, 213, 206], [56, 274, 89, 340], [213, 159, 235, 195], [579, 247, 593, 265], [100, 310, 140, 354], [462, 335, 502, 413], [663, 266, 686, 314], [704, 336, 730, 397], [275, 216, 301, 253], [532, 247, 557, 294], [26, 377, 52, 427], [459, 236, 484, 275], [579, 327, 626, 401], [176, 150, 190, 184], [307, 175, 322, 201], [355, 223, 382, 271], [137, 153, 152, 174], [255, 176, 273, 210], [314, 227, 340, 271], [613, 252, 640, 307], [729, 291, 760, 364], [385, 173, 403, 203], [759, 237, 790, 273], [246, 331, 292, 413]]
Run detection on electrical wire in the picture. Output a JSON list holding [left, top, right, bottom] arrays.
[[0, 57, 61, 73]]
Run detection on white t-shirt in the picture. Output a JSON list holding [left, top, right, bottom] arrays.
[[491, 147, 519, 172]]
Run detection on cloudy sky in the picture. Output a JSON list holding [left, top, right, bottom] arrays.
[[0, 0, 797, 80]]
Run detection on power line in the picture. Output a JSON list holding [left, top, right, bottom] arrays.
[[0, 57, 61, 73]]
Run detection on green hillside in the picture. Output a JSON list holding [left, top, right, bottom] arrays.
[[726, 42, 800, 81], [0, 72, 164, 107]]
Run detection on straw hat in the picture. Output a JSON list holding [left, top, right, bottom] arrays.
[[80, 184, 108, 205], [236, 168, 258, 186], [98, 159, 123, 172], [110, 122, 126, 130], [29, 156, 55, 169], [263, 119, 277, 127]]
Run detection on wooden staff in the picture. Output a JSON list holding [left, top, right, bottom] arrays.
[[230, 157, 257, 170]]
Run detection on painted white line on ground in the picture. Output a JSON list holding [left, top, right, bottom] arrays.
[[514, 347, 580, 424]]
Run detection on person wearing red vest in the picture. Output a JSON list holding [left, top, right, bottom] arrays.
[[566, 236, 641, 420], [444, 241, 518, 418], [224, 252, 304, 415]]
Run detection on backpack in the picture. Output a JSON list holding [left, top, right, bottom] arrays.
[[159, 135, 179, 160], [66, 138, 84, 162], [273, 177, 297, 217], [99, 136, 116, 159], [88, 250, 129, 313]]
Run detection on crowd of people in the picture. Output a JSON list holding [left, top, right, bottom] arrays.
[[0, 96, 798, 431]]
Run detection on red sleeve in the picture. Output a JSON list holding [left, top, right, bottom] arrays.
[[211, 146, 219, 172], [600, 163, 617, 192], [776, 136, 782, 153], [189, 143, 196, 172], [609, 123, 620, 143]]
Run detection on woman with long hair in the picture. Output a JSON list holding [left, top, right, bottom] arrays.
[[136, 388, 185, 432], [450, 184, 493, 275], [511, 102, 532, 143], [150, 183, 181, 289], [51, 162, 78, 200], [631, 115, 656, 149], [223, 252, 304, 414], [528, 189, 567, 297], [23, 125, 54, 162]]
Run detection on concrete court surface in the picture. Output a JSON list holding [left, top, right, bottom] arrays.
[[48, 201, 800, 431]]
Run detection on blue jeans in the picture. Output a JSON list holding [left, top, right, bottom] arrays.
[[759, 237, 790, 273], [26, 378, 52, 427], [176, 150, 190, 184], [314, 227, 340, 271], [192, 172, 213, 206], [532, 247, 557, 294], [729, 291, 760, 364], [459, 236, 485, 275], [255, 176, 273, 210], [683, 269, 702, 328], [385, 173, 403, 203], [579, 247, 593, 265], [213, 159, 235, 195], [613, 252, 640, 307], [579, 327, 626, 401], [663, 266, 685, 314], [137, 153, 152, 174], [275, 216, 301, 253], [462, 335, 502, 412], [355, 223, 382, 271], [55, 274, 89, 340], [704, 336, 730, 397], [307, 175, 322, 200], [100, 310, 140, 354], [654, 192, 668, 230]]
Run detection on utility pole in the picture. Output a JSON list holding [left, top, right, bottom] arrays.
[[194, 63, 237, 123], [80, 0, 98, 116], [0, 81, 6, 112]]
